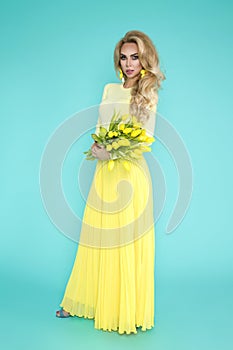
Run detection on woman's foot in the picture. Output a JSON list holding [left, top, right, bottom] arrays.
[[56, 308, 71, 318]]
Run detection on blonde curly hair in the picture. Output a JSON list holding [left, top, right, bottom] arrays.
[[114, 30, 166, 123]]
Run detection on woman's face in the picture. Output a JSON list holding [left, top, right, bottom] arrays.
[[120, 42, 143, 80]]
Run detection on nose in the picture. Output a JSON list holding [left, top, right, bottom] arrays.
[[126, 58, 132, 67]]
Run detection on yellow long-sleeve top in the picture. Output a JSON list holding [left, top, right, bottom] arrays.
[[95, 83, 157, 138]]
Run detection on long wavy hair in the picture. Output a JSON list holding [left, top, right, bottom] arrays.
[[114, 30, 166, 123]]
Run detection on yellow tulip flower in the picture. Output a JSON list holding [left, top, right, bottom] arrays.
[[146, 136, 155, 143], [131, 129, 142, 138], [108, 131, 114, 138], [123, 127, 133, 134], [138, 135, 147, 142], [141, 129, 146, 136], [119, 124, 125, 131], [112, 141, 120, 150], [106, 144, 112, 151], [133, 122, 142, 129], [118, 139, 130, 147]]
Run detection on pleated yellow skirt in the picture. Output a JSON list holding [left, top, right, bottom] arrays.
[[60, 157, 155, 334]]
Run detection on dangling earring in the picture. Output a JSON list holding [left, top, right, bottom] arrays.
[[140, 69, 147, 78], [119, 68, 125, 83]]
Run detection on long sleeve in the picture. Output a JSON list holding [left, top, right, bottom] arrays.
[[94, 84, 109, 134]]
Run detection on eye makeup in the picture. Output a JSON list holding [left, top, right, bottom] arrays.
[[120, 53, 139, 60]]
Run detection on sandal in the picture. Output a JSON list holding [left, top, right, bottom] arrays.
[[56, 308, 71, 318]]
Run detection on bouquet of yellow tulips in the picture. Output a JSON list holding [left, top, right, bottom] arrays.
[[84, 111, 155, 171]]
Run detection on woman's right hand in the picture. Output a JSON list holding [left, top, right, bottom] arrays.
[[91, 143, 110, 160]]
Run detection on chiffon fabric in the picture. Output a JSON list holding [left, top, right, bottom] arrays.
[[59, 83, 157, 334]]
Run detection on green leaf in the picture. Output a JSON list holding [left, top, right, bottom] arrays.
[[91, 134, 102, 143], [99, 126, 107, 137]]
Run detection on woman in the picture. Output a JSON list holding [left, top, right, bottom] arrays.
[[56, 30, 165, 335]]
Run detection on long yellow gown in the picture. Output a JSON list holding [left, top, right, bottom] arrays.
[[59, 83, 157, 334]]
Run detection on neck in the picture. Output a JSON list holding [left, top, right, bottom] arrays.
[[123, 75, 140, 88]]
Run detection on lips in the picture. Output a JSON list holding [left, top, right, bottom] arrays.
[[126, 70, 134, 74]]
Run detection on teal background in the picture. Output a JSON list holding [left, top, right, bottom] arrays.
[[1, 0, 232, 349]]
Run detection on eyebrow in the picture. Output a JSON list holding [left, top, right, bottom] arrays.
[[120, 52, 138, 56]]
